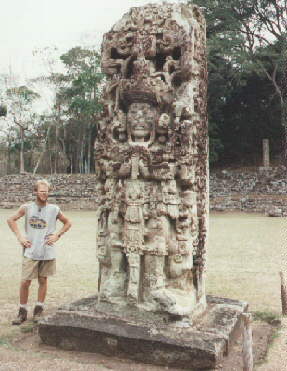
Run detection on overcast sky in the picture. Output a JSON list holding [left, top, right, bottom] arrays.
[[0, 0, 168, 81]]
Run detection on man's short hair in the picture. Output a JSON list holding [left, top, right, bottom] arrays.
[[34, 179, 51, 192]]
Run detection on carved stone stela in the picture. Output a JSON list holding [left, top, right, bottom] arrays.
[[39, 5, 249, 368], [95, 2, 208, 317]]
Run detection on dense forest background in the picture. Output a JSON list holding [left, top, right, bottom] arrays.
[[0, 0, 286, 174]]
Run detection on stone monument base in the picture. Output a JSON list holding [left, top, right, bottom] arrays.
[[39, 295, 248, 370]]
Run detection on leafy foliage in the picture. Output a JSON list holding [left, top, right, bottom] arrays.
[[2, 2, 287, 171], [56, 47, 104, 173], [191, 0, 286, 165], [1, 85, 41, 173]]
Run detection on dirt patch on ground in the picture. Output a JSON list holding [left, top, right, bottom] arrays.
[[221, 319, 280, 370]]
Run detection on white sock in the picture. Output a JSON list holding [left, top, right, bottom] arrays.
[[20, 304, 27, 309], [36, 302, 44, 307]]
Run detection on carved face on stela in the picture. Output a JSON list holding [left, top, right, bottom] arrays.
[[127, 102, 157, 144]]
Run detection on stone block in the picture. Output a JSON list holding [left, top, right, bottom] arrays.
[[39, 295, 248, 370]]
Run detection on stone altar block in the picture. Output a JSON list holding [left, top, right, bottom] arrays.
[[39, 295, 247, 370], [39, 3, 248, 369]]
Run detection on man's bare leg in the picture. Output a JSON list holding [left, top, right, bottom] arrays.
[[37, 276, 48, 303], [33, 276, 47, 322], [20, 279, 31, 305]]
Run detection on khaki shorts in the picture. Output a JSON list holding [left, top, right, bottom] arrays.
[[22, 257, 56, 281]]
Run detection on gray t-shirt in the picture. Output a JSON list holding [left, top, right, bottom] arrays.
[[23, 202, 60, 260]]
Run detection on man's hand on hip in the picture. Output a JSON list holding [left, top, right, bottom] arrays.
[[46, 234, 59, 245], [18, 237, 32, 248]]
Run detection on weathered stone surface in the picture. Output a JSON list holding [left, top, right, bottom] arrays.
[[210, 166, 287, 215], [39, 295, 248, 370], [267, 206, 282, 217], [95, 1, 208, 317], [0, 174, 99, 210]]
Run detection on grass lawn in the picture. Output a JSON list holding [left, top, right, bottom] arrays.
[[208, 212, 285, 313], [0, 208, 284, 331]]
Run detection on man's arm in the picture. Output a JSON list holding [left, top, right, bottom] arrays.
[[7, 206, 31, 248], [46, 212, 72, 245]]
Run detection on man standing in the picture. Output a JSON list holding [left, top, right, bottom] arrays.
[[7, 179, 71, 324]]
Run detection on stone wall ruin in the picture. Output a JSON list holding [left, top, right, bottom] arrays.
[[2, 169, 287, 216], [94, 2, 208, 317]]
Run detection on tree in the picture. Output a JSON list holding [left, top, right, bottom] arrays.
[[185, 0, 287, 165], [5, 86, 40, 173], [0, 46, 104, 175], [57, 46, 104, 173], [30, 47, 71, 174], [228, 0, 287, 162], [188, 0, 250, 163], [192, 0, 287, 164], [222, 71, 282, 164]]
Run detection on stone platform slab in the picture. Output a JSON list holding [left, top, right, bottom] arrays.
[[39, 295, 248, 370]]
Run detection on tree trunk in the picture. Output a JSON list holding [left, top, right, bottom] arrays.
[[87, 123, 91, 173], [54, 124, 61, 174], [7, 141, 11, 174], [49, 151, 53, 175], [281, 41, 287, 166], [33, 125, 52, 175], [19, 126, 25, 174], [79, 131, 85, 174], [281, 97, 287, 166]]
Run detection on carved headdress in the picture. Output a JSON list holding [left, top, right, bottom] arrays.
[[120, 80, 158, 108]]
